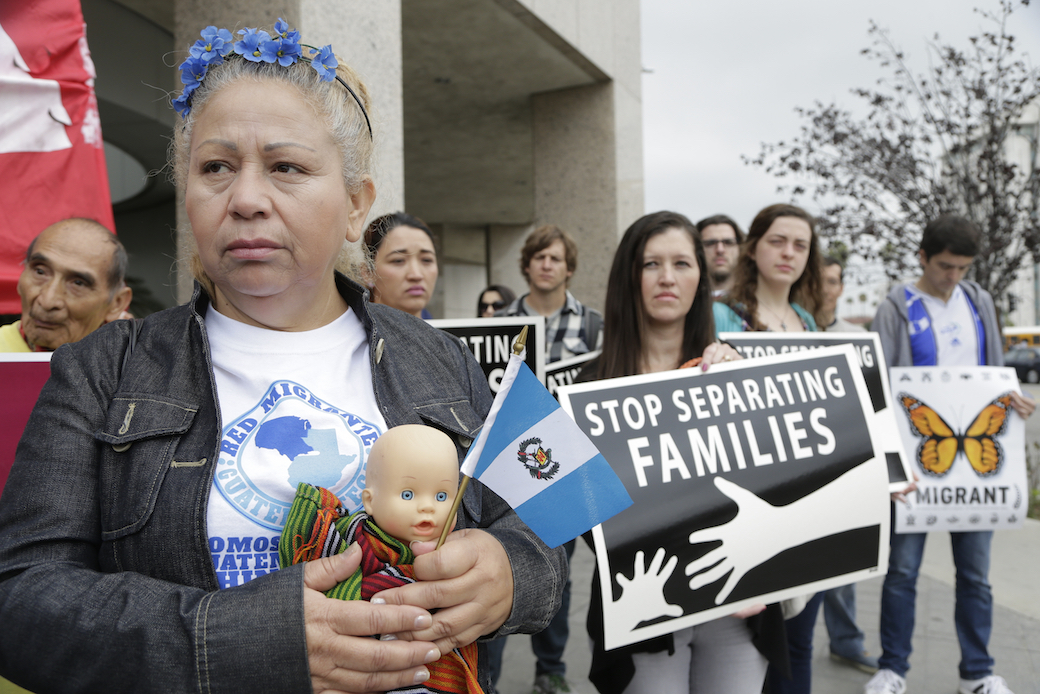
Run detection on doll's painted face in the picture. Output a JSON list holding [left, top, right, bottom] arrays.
[[362, 425, 459, 544]]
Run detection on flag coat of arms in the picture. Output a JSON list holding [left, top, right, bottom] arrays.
[[460, 352, 632, 548]]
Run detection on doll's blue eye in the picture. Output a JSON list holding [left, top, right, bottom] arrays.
[[401, 490, 413, 500], [437, 491, 448, 502]]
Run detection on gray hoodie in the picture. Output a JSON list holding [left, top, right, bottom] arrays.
[[873, 280, 1004, 368]]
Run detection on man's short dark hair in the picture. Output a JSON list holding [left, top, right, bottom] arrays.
[[920, 215, 980, 260], [695, 214, 745, 243], [520, 225, 578, 280], [26, 218, 128, 295], [823, 255, 844, 283]]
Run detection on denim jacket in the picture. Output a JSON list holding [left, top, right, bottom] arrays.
[[0, 275, 566, 694]]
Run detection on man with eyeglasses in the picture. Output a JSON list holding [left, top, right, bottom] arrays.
[[696, 214, 744, 297]]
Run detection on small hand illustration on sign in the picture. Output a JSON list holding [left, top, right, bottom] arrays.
[[686, 464, 881, 605], [614, 548, 684, 633]]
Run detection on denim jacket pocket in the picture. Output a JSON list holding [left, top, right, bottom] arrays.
[[94, 395, 199, 540], [413, 398, 485, 524]]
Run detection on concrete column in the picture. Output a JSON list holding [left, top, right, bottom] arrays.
[[300, 0, 405, 218], [532, 82, 617, 314], [489, 223, 534, 298], [174, 0, 297, 41], [609, 0, 645, 235], [171, 0, 405, 302]]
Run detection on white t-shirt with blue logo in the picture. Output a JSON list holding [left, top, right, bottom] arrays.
[[204, 306, 386, 589], [907, 284, 980, 366]]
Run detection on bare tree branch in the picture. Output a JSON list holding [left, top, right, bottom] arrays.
[[745, 0, 1040, 307]]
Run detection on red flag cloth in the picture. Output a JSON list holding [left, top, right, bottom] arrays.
[[0, 357, 51, 493], [0, 0, 114, 314]]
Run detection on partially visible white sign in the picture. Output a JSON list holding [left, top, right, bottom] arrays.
[[890, 366, 1027, 533]]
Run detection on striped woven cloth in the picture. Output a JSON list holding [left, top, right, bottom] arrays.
[[280, 483, 483, 694]]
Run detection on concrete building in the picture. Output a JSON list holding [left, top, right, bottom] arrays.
[[84, 0, 643, 316]]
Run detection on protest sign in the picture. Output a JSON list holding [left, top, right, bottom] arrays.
[[0, 353, 51, 492], [558, 345, 890, 650], [720, 331, 913, 492], [889, 366, 1027, 533], [429, 317, 545, 393], [545, 350, 600, 398]]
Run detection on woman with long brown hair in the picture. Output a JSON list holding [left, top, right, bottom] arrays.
[[713, 204, 823, 333], [712, 203, 831, 694], [585, 211, 786, 694]]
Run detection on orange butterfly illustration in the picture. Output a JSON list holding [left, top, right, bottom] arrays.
[[897, 392, 1014, 477]]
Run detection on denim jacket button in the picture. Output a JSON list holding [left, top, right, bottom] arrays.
[[112, 442, 132, 453], [375, 338, 385, 364]]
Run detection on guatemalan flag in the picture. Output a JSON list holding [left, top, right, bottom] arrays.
[[461, 350, 632, 548]]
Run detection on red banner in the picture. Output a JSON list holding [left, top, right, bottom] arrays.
[[0, 0, 114, 314]]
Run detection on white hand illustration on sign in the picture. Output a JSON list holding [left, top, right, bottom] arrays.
[[613, 548, 684, 633], [0, 21, 73, 154], [686, 463, 881, 604]]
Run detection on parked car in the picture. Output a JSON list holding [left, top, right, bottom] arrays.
[[1003, 347, 1040, 383]]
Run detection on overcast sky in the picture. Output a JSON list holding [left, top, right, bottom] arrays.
[[639, 0, 1040, 235]]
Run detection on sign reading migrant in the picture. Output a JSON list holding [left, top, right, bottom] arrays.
[[558, 346, 890, 651], [720, 331, 913, 492], [429, 317, 545, 393], [890, 366, 1027, 533]]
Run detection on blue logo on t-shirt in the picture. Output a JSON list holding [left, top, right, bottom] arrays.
[[254, 415, 359, 489], [215, 380, 382, 530]]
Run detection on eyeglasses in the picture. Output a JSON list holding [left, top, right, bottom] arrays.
[[702, 238, 739, 249], [480, 300, 508, 314]]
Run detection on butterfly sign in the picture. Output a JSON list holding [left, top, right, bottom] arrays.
[[898, 392, 1012, 477], [890, 366, 1027, 533]]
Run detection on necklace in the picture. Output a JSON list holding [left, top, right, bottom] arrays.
[[760, 303, 793, 331]]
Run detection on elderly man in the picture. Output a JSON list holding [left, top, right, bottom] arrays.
[[0, 218, 131, 352]]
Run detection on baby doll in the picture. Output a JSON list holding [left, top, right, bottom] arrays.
[[280, 424, 482, 694], [361, 424, 459, 546]]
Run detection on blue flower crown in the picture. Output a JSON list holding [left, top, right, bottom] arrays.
[[172, 19, 372, 138]]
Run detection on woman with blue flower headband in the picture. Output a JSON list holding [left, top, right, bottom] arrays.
[[0, 20, 565, 694]]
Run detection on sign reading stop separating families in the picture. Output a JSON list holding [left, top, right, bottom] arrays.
[[719, 331, 914, 492], [890, 365, 1028, 533], [557, 345, 890, 651], [429, 316, 545, 394]]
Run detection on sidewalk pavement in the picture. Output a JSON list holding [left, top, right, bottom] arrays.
[[494, 519, 1040, 694]]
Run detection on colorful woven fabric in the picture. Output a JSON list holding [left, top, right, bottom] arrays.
[[280, 483, 483, 694]]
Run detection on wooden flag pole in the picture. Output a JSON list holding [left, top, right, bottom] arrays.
[[435, 326, 529, 550]]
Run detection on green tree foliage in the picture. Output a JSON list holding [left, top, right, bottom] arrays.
[[745, 1, 1040, 302]]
